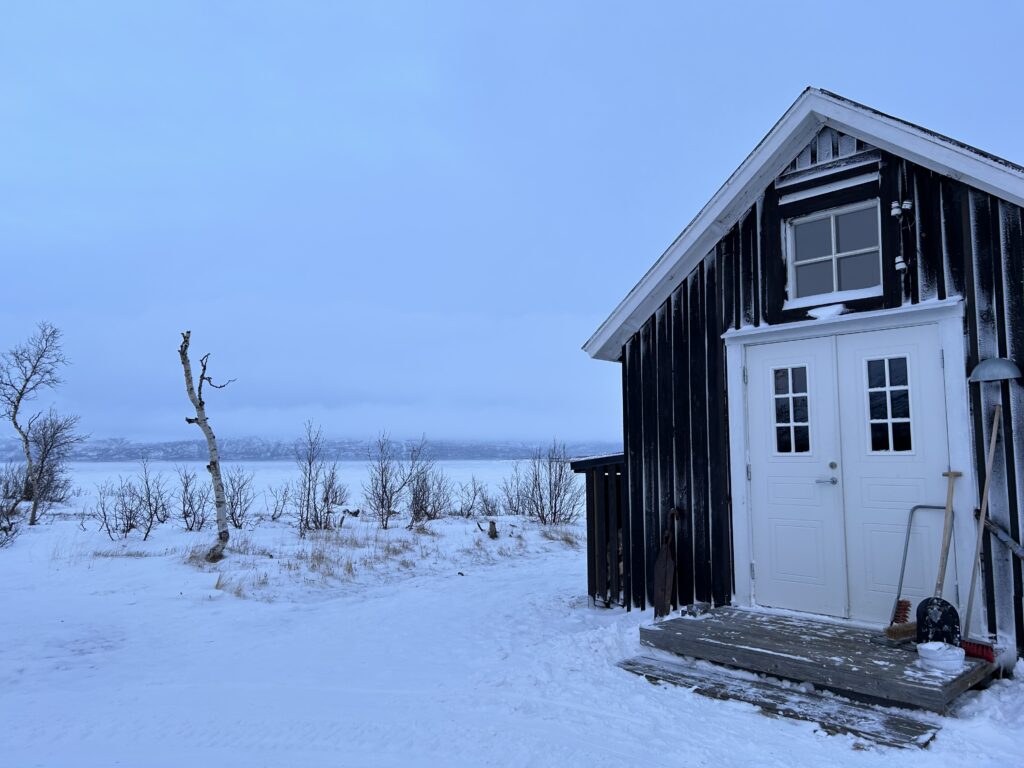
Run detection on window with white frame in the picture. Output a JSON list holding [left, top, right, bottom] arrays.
[[866, 356, 912, 452], [786, 200, 882, 303], [772, 366, 810, 454]]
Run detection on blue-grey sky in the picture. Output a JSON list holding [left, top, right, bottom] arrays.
[[2, 2, 1022, 442]]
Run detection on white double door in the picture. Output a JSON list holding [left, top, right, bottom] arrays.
[[747, 324, 954, 624]]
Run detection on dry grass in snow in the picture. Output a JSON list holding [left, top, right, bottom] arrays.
[[169, 513, 572, 602]]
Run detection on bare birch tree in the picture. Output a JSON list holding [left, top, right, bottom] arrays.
[[0, 322, 83, 525], [293, 421, 349, 534], [363, 433, 426, 530], [176, 465, 211, 531], [498, 442, 584, 525], [178, 331, 233, 562]]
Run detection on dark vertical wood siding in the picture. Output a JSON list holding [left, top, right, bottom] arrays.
[[614, 150, 1024, 654], [620, 363, 633, 608], [999, 202, 1024, 645], [688, 266, 711, 602], [656, 305, 674, 605], [671, 286, 694, 606], [640, 319, 658, 603], [623, 338, 645, 609]]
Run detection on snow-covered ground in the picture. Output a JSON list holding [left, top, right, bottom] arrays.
[[4, 465, 1024, 766]]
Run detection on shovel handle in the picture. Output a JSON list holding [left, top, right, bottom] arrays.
[[934, 470, 962, 595]]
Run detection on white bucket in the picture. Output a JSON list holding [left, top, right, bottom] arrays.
[[917, 641, 965, 672]]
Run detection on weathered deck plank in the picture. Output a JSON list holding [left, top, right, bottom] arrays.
[[619, 655, 939, 749], [640, 607, 994, 712]]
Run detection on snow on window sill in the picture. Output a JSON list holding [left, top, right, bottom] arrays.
[[783, 286, 882, 311]]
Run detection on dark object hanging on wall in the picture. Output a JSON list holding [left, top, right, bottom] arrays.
[[653, 530, 676, 618]]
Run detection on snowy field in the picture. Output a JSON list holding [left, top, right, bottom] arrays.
[[3, 464, 1024, 766]]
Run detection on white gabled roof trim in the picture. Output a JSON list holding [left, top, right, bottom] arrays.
[[584, 88, 1024, 362]]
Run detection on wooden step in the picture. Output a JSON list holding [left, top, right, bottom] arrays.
[[619, 654, 940, 749], [641, 607, 994, 712]]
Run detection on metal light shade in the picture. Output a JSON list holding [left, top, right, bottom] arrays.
[[969, 357, 1022, 383]]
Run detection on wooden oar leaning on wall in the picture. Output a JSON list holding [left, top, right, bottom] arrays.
[[961, 406, 1002, 663]]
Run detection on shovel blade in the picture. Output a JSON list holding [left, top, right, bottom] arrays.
[[916, 597, 961, 645]]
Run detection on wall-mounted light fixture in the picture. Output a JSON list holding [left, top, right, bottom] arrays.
[[969, 357, 1022, 383], [890, 199, 915, 273]]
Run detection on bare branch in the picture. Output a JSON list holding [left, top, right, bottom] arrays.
[[203, 377, 236, 389]]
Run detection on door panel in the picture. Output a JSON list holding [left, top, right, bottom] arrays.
[[747, 336, 847, 617], [836, 326, 952, 624]]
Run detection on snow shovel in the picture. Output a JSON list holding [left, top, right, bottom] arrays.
[[885, 502, 947, 641], [916, 470, 962, 645]]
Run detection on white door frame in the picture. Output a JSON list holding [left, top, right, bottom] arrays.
[[724, 298, 978, 622]]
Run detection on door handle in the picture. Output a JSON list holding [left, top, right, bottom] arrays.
[[815, 477, 838, 485]]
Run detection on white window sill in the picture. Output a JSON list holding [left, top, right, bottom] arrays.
[[783, 286, 883, 311]]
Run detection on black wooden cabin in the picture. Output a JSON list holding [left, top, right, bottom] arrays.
[[572, 89, 1024, 667]]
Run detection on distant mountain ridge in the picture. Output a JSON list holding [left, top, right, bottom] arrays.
[[0, 436, 622, 463]]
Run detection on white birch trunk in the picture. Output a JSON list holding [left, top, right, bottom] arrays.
[[178, 331, 230, 562], [14, 417, 37, 524]]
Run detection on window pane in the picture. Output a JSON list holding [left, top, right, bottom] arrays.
[[871, 423, 890, 451], [888, 357, 908, 387], [869, 391, 888, 419], [794, 218, 832, 261], [795, 261, 834, 297], [775, 397, 790, 423], [836, 207, 878, 252], [776, 426, 792, 453], [867, 359, 886, 388], [837, 251, 881, 291], [792, 396, 808, 423], [890, 389, 910, 419], [791, 367, 807, 393], [892, 422, 912, 451], [794, 426, 810, 453], [774, 369, 789, 395]]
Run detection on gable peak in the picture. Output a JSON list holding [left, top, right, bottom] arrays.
[[784, 125, 877, 175]]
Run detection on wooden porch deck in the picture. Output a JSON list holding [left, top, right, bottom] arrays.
[[639, 607, 994, 713]]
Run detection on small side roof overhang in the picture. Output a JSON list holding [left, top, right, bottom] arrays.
[[584, 88, 1024, 362]]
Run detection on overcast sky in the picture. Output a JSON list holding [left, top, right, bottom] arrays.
[[2, 2, 1022, 443]]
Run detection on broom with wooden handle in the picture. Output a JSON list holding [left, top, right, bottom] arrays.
[[961, 405, 1002, 663]]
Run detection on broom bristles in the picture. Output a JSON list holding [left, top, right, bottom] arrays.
[[885, 621, 917, 641], [893, 599, 911, 625], [962, 640, 996, 663]]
